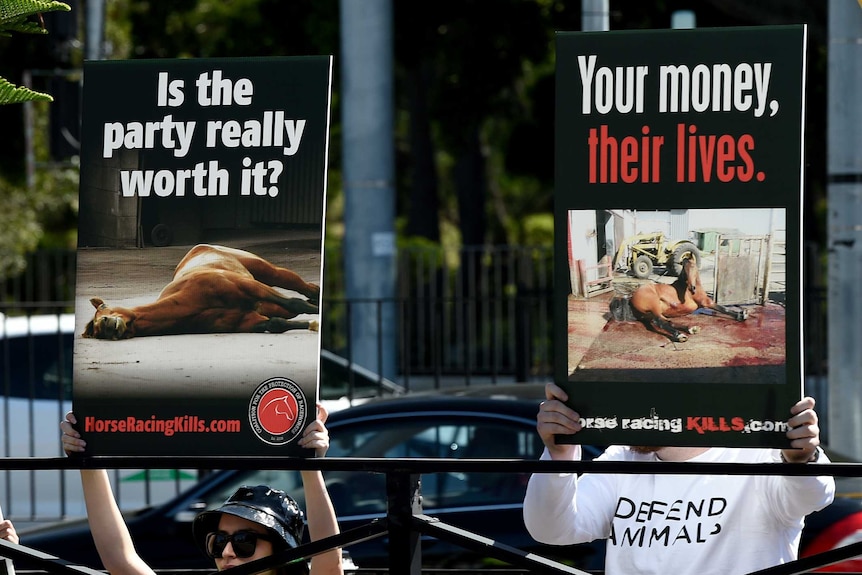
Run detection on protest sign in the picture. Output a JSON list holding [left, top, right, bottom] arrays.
[[554, 27, 806, 447], [74, 56, 331, 456]]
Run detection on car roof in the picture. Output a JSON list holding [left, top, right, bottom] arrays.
[[325, 383, 546, 425]]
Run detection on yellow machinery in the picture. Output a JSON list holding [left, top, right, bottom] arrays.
[[613, 231, 701, 279]]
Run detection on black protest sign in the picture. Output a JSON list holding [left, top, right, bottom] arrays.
[[74, 57, 332, 456], [554, 27, 806, 447]]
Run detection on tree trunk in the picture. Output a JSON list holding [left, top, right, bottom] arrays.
[[404, 61, 440, 241], [455, 125, 486, 247]]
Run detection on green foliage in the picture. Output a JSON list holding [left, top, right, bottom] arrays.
[[0, 0, 69, 31], [0, 0, 78, 282], [521, 213, 554, 246], [0, 0, 70, 32], [0, 0, 71, 103], [0, 178, 42, 278], [0, 75, 52, 103], [0, 159, 78, 280]]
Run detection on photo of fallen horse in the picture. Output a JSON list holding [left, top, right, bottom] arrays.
[[73, 234, 323, 399], [569, 254, 786, 384], [609, 256, 748, 343], [83, 244, 320, 339]]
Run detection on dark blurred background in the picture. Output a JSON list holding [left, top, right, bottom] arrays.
[[0, 0, 834, 409]]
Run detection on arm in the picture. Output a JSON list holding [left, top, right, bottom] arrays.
[[523, 383, 600, 545], [61, 413, 155, 575], [524, 446, 587, 545], [297, 405, 342, 575]]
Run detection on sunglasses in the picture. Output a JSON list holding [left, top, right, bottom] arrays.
[[206, 530, 273, 559]]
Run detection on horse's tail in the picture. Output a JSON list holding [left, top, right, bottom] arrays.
[[609, 296, 637, 321]]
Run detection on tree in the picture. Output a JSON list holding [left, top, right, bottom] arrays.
[[395, 0, 554, 247], [108, 0, 831, 254], [0, 0, 70, 104], [0, 0, 75, 283]]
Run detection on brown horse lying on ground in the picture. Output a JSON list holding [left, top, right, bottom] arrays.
[[83, 244, 319, 340], [610, 257, 747, 342]]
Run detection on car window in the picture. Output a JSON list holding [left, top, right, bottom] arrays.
[[327, 417, 540, 516], [196, 416, 541, 522], [186, 415, 542, 517]]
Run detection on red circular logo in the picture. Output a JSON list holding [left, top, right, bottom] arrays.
[[248, 377, 307, 446], [257, 388, 299, 435]]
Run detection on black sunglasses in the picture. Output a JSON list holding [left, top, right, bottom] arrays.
[[206, 530, 273, 559]]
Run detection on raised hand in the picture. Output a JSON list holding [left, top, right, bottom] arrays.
[[782, 396, 821, 463], [537, 382, 581, 460], [298, 403, 330, 458], [61, 411, 86, 455]]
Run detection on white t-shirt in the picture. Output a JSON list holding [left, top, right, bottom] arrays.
[[523, 445, 835, 575]]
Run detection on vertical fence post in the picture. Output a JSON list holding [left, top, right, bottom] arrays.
[[386, 472, 422, 574]]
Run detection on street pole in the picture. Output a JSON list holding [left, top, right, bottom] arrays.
[[85, 0, 104, 61], [340, 0, 397, 379], [581, 0, 609, 32], [827, 0, 862, 459]]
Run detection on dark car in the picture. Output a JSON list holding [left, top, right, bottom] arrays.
[[20, 384, 605, 570], [19, 384, 862, 572], [0, 318, 403, 522]]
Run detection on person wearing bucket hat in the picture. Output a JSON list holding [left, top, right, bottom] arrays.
[[61, 405, 342, 575], [193, 485, 306, 554]]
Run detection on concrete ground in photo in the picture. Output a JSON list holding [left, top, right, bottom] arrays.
[[73, 232, 322, 399], [567, 259, 787, 385]]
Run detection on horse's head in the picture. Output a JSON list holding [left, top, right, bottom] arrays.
[[83, 298, 135, 340], [680, 257, 699, 294]]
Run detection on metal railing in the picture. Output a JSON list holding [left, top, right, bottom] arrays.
[[0, 457, 860, 575]]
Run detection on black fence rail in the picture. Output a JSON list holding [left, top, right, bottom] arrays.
[[395, 245, 554, 381], [0, 250, 76, 313], [0, 457, 860, 575]]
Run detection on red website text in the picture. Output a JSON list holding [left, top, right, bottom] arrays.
[[84, 415, 241, 437]]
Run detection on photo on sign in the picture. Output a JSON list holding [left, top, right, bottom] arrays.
[[74, 233, 322, 401], [565, 207, 786, 385]]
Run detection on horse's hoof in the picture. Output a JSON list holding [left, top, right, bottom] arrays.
[[737, 311, 748, 321], [676, 334, 688, 343], [689, 326, 701, 334]]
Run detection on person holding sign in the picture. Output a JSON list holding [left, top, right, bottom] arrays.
[[523, 383, 834, 574], [0, 507, 19, 545], [61, 407, 342, 575]]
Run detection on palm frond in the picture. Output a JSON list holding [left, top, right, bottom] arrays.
[[0, 0, 72, 105], [0, 76, 53, 105], [0, 0, 70, 32], [1, 17, 47, 34]]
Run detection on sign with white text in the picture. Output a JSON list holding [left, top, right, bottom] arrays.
[[554, 27, 806, 447], [74, 57, 332, 456]]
